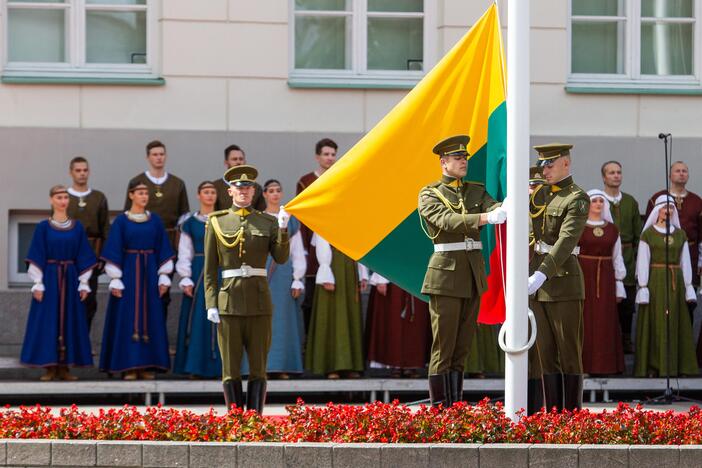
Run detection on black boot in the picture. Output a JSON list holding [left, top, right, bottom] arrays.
[[223, 380, 244, 410], [542, 373, 563, 412], [449, 371, 464, 405], [246, 379, 267, 414], [527, 378, 544, 415], [563, 374, 583, 411], [428, 373, 450, 408]]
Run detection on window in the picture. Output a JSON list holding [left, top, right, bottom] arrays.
[[569, 0, 701, 90], [289, 0, 437, 88], [4, 0, 157, 80], [8, 213, 44, 285]]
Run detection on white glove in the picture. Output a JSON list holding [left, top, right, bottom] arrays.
[[207, 308, 221, 324], [486, 207, 507, 225], [278, 205, 290, 229], [635, 287, 649, 305], [500, 196, 512, 213], [528, 271, 547, 295]]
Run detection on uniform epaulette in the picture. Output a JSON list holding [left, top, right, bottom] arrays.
[[210, 209, 230, 217], [423, 181, 442, 190], [259, 211, 276, 222], [466, 180, 485, 186]]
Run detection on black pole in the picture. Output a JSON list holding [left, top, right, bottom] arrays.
[[663, 134, 673, 402]]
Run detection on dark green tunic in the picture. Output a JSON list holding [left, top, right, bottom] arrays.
[[305, 246, 364, 375], [67, 190, 110, 256], [634, 227, 699, 377], [609, 192, 642, 286], [124, 173, 189, 250]]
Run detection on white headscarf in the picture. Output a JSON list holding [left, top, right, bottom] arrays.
[[587, 189, 614, 224], [642, 193, 681, 233]]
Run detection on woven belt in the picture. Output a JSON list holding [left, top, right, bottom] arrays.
[[221, 265, 267, 278], [434, 238, 483, 252], [534, 240, 580, 256]]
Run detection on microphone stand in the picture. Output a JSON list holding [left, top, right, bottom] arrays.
[[649, 134, 699, 405]]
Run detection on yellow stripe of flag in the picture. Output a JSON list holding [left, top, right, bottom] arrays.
[[286, 5, 506, 260]]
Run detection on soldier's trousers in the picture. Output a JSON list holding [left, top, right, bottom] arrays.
[[528, 299, 584, 378], [218, 315, 272, 382], [428, 294, 480, 375]]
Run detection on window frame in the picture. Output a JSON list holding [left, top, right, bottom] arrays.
[[288, 0, 437, 89], [2, 0, 160, 80], [567, 0, 702, 91]]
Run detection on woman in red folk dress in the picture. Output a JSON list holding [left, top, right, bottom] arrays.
[[578, 189, 626, 375]]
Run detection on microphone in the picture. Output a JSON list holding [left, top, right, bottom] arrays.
[[658, 133, 671, 139]]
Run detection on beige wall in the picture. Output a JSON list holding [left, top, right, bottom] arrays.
[[2, 1, 701, 135]]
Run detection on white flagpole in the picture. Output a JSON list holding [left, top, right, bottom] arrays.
[[503, 0, 531, 421]]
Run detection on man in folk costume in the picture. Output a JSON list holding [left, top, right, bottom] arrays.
[[601, 161, 642, 353], [527, 143, 589, 413], [645, 161, 702, 337], [124, 140, 189, 319], [66, 157, 110, 330], [204, 165, 290, 413], [418, 135, 507, 407]]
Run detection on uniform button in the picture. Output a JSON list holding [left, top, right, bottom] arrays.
[[242, 250, 246, 254]]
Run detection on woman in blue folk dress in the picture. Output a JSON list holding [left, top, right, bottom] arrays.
[[242, 180, 306, 378], [173, 181, 222, 378], [21, 185, 97, 381], [100, 180, 175, 380]]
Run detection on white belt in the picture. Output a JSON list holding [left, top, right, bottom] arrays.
[[534, 240, 580, 256], [434, 238, 483, 252], [221, 265, 267, 278]]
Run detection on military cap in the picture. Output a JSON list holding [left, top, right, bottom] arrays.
[[534, 143, 573, 167], [529, 166, 545, 185], [433, 135, 470, 158], [224, 165, 258, 187]]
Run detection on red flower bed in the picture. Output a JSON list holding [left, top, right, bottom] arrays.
[[2, 399, 702, 444]]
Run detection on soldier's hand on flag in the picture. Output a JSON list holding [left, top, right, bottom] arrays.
[[278, 205, 290, 229], [486, 207, 507, 224]]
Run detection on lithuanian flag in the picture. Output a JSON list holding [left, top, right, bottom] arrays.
[[286, 4, 507, 324]]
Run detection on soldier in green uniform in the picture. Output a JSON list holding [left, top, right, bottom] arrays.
[[203, 165, 289, 413], [527, 143, 590, 413], [418, 135, 507, 407]]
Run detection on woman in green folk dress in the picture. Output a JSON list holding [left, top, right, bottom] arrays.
[[634, 194, 699, 377]]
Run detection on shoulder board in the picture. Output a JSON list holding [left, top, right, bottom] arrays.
[[465, 180, 485, 186], [258, 211, 277, 222], [210, 209, 230, 217], [423, 181, 442, 190]]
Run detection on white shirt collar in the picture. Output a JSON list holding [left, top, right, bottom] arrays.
[[603, 191, 622, 203], [68, 187, 92, 197], [145, 171, 168, 185], [653, 224, 676, 234], [587, 219, 605, 226]]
